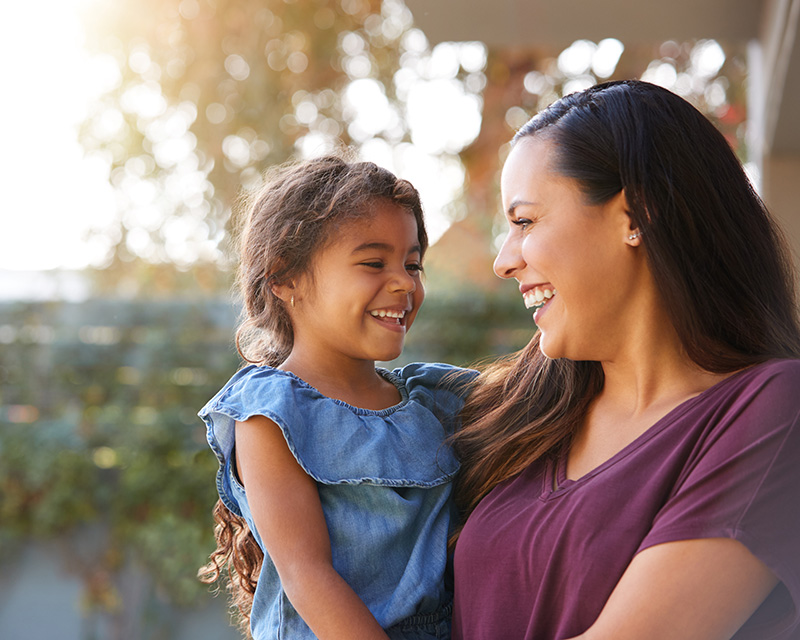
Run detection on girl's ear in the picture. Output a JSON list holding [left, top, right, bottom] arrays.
[[270, 280, 295, 306]]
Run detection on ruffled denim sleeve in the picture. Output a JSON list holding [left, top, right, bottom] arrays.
[[198, 363, 476, 517], [393, 361, 478, 434]]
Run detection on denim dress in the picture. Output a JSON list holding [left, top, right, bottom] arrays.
[[199, 361, 475, 640]]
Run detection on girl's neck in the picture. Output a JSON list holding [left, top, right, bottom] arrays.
[[279, 351, 401, 411]]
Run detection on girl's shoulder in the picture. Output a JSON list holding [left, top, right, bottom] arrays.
[[199, 363, 466, 487], [389, 361, 478, 399], [199, 364, 304, 418], [201, 362, 478, 422]]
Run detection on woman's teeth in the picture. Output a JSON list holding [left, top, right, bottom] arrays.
[[523, 288, 555, 309]]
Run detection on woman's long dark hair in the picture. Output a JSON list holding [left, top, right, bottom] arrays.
[[452, 80, 800, 536], [198, 155, 427, 634]]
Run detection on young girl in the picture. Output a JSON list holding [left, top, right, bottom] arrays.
[[198, 156, 473, 640]]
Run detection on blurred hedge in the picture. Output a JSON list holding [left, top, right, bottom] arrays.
[[0, 291, 531, 614], [0, 299, 241, 608]]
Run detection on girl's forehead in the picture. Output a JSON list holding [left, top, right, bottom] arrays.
[[317, 205, 419, 253], [336, 203, 418, 234]]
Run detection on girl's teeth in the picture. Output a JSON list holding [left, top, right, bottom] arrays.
[[370, 310, 405, 318]]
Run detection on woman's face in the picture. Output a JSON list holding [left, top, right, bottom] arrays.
[[494, 136, 644, 361]]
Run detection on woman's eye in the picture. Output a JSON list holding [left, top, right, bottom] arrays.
[[512, 218, 533, 229]]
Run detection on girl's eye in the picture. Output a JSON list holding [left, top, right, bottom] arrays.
[[361, 261, 385, 269], [511, 217, 534, 230], [406, 263, 423, 274]]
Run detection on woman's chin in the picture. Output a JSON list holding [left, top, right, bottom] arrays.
[[538, 335, 561, 360]]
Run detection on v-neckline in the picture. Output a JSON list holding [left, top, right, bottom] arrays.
[[542, 362, 761, 498]]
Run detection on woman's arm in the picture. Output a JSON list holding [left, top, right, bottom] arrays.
[[235, 415, 390, 640], [568, 537, 778, 640]]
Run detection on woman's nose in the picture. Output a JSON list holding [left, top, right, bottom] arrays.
[[493, 232, 523, 279]]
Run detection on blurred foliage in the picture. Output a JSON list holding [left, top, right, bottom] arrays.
[[504, 38, 748, 153], [0, 294, 533, 628], [0, 300, 239, 626]]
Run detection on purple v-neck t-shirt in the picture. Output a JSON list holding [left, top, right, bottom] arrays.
[[453, 359, 800, 640]]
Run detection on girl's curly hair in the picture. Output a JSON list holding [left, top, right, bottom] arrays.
[[198, 154, 426, 635]]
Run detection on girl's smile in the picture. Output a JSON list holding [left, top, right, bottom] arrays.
[[286, 201, 424, 366], [368, 307, 411, 331]]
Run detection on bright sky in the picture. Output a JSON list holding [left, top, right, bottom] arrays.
[[0, 0, 116, 271]]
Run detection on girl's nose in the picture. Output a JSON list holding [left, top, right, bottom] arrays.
[[390, 268, 416, 293], [493, 232, 523, 279]]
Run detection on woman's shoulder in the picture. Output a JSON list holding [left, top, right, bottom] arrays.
[[724, 358, 800, 400], [689, 358, 800, 441], [749, 357, 800, 378]]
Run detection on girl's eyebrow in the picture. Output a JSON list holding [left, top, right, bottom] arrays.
[[352, 242, 422, 255], [352, 242, 392, 253]]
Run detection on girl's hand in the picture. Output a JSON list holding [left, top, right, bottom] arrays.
[[236, 415, 390, 640], [566, 537, 777, 640]]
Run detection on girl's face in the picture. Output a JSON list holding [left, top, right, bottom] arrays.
[[494, 136, 644, 361], [288, 201, 425, 366]]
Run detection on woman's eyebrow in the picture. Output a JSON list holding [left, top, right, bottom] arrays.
[[507, 200, 538, 216]]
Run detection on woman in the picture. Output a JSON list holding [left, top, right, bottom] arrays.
[[451, 80, 800, 640]]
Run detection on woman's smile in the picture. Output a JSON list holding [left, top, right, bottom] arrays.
[[495, 136, 640, 361]]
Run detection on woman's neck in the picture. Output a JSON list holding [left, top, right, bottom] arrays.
[[565, 312, 735, 482], [598, 316, 728, 415]]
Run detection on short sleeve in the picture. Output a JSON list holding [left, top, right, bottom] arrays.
[[639, 360, 800, 634], [393, 361, 478, 433], [199, 363, 476, 517]]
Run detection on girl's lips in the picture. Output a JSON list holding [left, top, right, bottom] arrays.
[[368, 308, 410, 331], [369, 308, 407, 320]]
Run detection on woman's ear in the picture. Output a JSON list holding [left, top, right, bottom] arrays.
[[612, 190, 642, 247], [625, 227, 643, 246]]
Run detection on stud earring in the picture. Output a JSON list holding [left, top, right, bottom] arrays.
[[290, 295, 295, 308], [628, 231, 641, 241]]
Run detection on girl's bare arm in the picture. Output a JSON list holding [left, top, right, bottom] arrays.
[[235, 415, 390, 640]]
